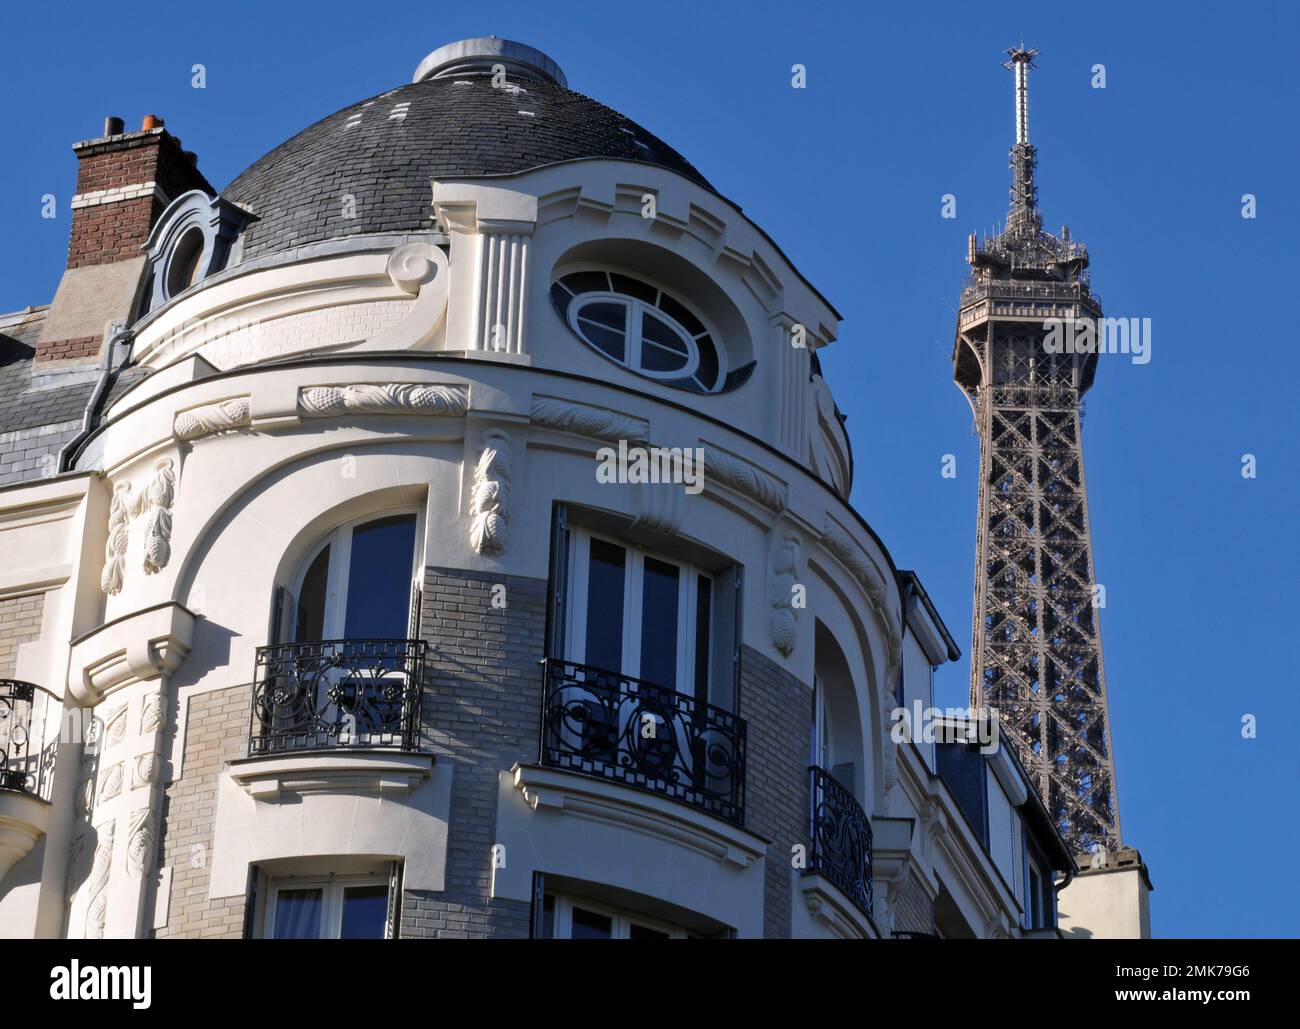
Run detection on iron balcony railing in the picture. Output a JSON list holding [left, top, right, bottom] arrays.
[[808, 764, 874, 921], [540, 658, 746, 825], [1, 679, 58, 799], [249, 639, 428, 756]]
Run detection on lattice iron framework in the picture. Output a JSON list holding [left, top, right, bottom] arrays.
[[952, 47, 1121, 854]]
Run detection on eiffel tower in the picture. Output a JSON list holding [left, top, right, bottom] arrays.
[[953, 46, 1121, 853]]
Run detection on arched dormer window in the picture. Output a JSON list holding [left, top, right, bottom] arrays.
[[141, 189, 245, 313]]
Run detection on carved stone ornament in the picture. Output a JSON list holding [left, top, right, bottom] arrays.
[[469, 430, 511, 555], [173, 396, 252, 441], [85, 820, 115, 939], [703, 446, 789, 512], [298, 382, 467, 418], [530, 396, 649, 444], [768, 533, 801, 657]]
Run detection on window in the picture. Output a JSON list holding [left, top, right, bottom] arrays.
[[550, 271, 725, 393], [289, 512, 420, 643], [564, 528, 712, 699], [141, 189, 244, 312], [1023, 841, 1057, 930], [538, 893, 689, 940], [263, 873, 396, 939], [165, 227, 205, 298], [812, 672, 830, 771]]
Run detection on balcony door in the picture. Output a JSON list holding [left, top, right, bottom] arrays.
[[564, 529, 711, 699], [262, 511, 420, 751]]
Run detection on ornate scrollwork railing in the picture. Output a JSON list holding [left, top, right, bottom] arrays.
[[540, 658, 746, 825], [808, 764, 873, 920], [1, 679, 58, 798], [249, 639, 428, 755]]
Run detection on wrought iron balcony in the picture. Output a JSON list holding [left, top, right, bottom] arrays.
[[807, 764, 873, 921], [249, 639, 428, 755], [1, 679, 58, 799], [540, 658, 746, 825]]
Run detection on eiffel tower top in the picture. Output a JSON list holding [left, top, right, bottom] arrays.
[[966, 46, 1091, 279]]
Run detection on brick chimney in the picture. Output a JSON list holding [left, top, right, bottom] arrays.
[[35, 114, 214, 366]]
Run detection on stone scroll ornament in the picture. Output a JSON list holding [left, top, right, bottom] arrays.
[[98, 457, 178, 594], [469, 430, 511, 555], [298, 382, 467, 417], [173, 397, 251, 442], [85, 819, 115, 939], [126, 807, 155, 878], [768, 534, 801, 658], [140, 457, 176, 575], [99, 482, 134, 595], [703, 447, 789, 512], [529, 396, 649, 444]]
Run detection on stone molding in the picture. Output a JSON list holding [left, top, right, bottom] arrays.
[[69, 602, 196, 705]]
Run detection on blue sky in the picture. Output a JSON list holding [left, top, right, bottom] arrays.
[[2, 1, 1296, 937]]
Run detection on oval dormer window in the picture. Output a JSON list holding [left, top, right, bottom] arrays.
[[165, 227, 206, 298], [550, 271, 724, 393]]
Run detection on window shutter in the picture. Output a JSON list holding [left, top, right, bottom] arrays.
[[529, 871, 548, 939], [269, 586, 296, 645], [270, 586, 284, 645], [545, 504, 569, 660], [708, 564, 743, 713], [386, 860, 404, 939], [408, 579, 423, 640], [242, 866, 260, 939]]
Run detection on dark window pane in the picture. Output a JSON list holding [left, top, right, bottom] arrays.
[[584, 539, 626, 672], [657, 293, 705, 337], [576, 300, 627, 331], [295, 546, 331, 642], [640, 340, 690, 373], [570, 906, 614, 939], [272, 888, 322, 939], [694, 576, 711, 701], [340, 884, 389, 939], [641, 313, 689, 354], [609, 273, 659, 304], [549, 281, 573, 316], [561, 271, 611, 295], [343, 515, 417, 638], [577, 321, 626, 360], [629, 923, 672, 940], [693, 335, 719, 390], [540, 893, 556, 939], [640, 558, 680, 690]]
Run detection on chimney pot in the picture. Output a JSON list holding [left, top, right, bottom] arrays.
[[104, 116, 124, 136], [141, 113, 164, 130]]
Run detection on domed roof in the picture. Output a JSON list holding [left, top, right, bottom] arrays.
[[223, 39, 713, 261]]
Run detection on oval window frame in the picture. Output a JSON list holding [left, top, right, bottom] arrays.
[[566, 290, 702, 382], [551, 270, 727, 394]]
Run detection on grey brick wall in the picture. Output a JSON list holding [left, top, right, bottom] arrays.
[[0, 591, 44, 677], [738, 644, 812, 939], [155, 684, 249, 938], [400, 566, 546, 939], [893, 870, 937, 935]]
